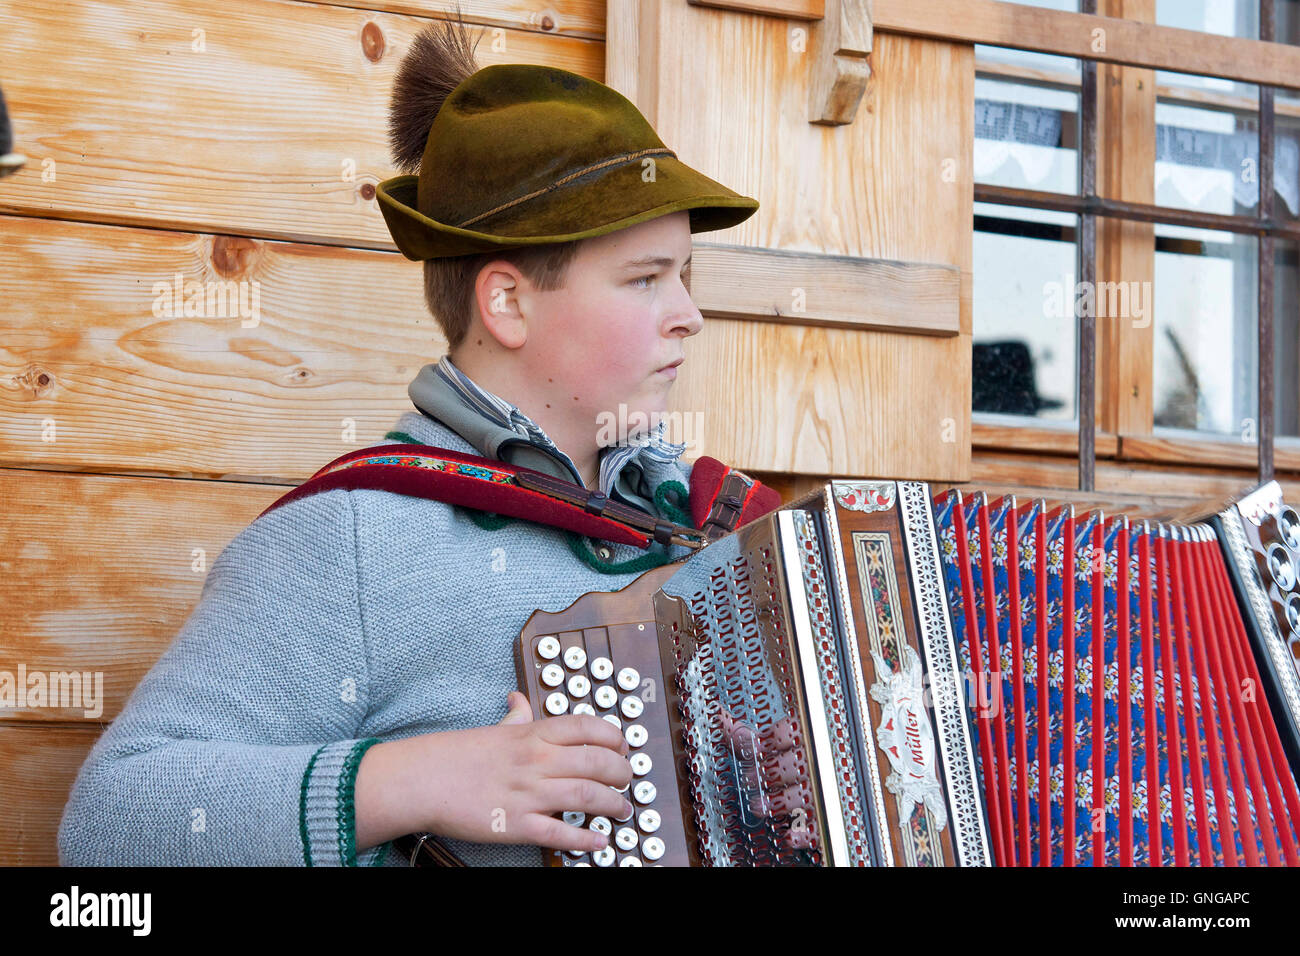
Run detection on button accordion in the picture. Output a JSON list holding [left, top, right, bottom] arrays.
[[515, 480, 1300, 866]]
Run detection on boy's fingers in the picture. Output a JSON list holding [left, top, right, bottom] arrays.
[[525, 812, 613, 854], [498, 691, 533, 725], [540, 744, 634, 788], [534, 777, 633, 821], [535, 714, 629, 753]]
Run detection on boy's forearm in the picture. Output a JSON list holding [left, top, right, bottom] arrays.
[[354, 735, 436, 851]]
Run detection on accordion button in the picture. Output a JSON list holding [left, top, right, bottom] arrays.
[[536, 636, 561, 660], [633, 781, 657, 805], [625, 724, 648, 748], [541, 664, 564, 688], [617, 667, 640, 692], [642, 837, 665, 862], [602, 714, 622, 729], [630, 753, 653, 776], [572, 861, 592, 867], [564, 646, 588, 670], [595, 685, 618, 709], [619, 856, 643, 867], [563, 811, 586, 827], [568, 675, 591, 698], [589, 816, 612, 836], [621, 696, 644, 719], [638, 809, 661, 833], [545, 692, 568, 716], [615, 827, 639, 851], [572, 703, 596, 717], [593, 847, 616, 867], [591, 657, 614, 680]]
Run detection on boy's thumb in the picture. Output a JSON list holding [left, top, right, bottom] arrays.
[[498, 691, 533, 725]]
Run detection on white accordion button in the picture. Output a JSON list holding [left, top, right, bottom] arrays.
[[633, 781, 657, 805], [536, 636, 561, 660], [563, 646, 587, 670], [588, 816, 611, 835], [616, 667, 640, 692], [593, 846, 616, 867], [642, 837, 665, 862], [638, 809, 661, 833], [540, 664, 564, 688], [590, 657, 614, 680], [619, 856, 642, 867], [630, 753, 652, 776], [625, 724, 648, 748], [572, 703, 595, 717], [602, 714, 622, 729], [620, 696, 644, 719], [567, 674, 591, 698], [562, 811, 585, 827], [615, 827, 639, 851], [545, 692, 568, 715], [594, 685, 617, 709]]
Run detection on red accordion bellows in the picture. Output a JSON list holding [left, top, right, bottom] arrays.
[[932, 491, 1300, 867]]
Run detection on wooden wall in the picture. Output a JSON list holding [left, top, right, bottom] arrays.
[[1, 0, 1296, 864]]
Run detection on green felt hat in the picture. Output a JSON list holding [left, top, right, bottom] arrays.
[[376, 63, 759, 260]]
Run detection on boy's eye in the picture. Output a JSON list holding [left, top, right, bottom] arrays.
[[631, 274, 654, 288]]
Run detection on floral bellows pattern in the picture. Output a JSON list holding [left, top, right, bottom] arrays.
[[932, 490, 1300, 867]]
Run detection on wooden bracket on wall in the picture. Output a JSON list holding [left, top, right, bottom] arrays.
[[687, 0, 872, 126]]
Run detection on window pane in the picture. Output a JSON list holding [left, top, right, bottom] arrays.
[[973, 204, 1078, 421], [1155, 94, 1261, 215], [975, 74, 1079, 195], [1276, 112, 1300, 223], [1153, 224, 1257, 436], [1275, 240, 1300, 437]]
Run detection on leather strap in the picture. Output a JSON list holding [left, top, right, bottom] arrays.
[[393, 832, 468, 867]]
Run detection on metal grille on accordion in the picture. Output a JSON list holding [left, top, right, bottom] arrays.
[[515, 478, 1300, 866]]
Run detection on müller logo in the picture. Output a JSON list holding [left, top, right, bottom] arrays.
[[49, 886, 151, 936]]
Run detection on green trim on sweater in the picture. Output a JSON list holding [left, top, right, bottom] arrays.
[[300, 744, 326, 867], [339, 737, 382, 867]]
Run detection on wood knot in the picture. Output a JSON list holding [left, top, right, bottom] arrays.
[[211, 236, 261, 279], [362, 22, 385, 61], [359, 182, 376, 200], [540, 14, 555, 31], [14, 365, 54, 397], [290, 367, 314, 383]]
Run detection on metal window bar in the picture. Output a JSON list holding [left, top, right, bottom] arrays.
[[973, 0, 1287, 490]]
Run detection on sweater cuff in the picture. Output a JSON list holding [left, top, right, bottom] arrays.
[[299, 737, 382, 866]]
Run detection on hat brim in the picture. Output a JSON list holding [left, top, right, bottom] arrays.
[[376, 156, 759, 261]]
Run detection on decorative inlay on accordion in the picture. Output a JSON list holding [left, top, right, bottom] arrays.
[[515, 480, 1300, 867]]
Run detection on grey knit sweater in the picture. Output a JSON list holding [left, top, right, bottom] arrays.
[[57, 410, 696, 866]]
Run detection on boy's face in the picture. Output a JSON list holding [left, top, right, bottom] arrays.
[[516, 211, 702, 446]]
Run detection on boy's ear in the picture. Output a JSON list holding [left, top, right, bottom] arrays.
[[473, 261, 528, 349]]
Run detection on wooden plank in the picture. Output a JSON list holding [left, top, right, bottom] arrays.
[[627, 2, 974, 479], [0, 722, 103, 865], [1096, 0, 1155, 438], [693, 242, 960, 336], [874, 0, 1300, 90], [0, 215, 434, 481], [0, 0, 601, 249], [0, 469, 282, 723], [689, 0, 826, 18], [310, 0, 608, 39], [1120, 433, 1300, 473], [971, 420, 1119, 457]]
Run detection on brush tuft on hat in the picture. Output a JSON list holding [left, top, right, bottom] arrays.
[[388, 5, 482, 176]]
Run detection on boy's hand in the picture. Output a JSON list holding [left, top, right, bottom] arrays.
[[414, 691, 634, 853]]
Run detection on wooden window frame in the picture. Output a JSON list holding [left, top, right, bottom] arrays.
[[878, 0, 1300, 488]]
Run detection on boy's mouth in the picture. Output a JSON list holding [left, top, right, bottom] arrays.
[[656, 358, 684, 379]]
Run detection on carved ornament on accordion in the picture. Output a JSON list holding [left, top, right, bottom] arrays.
[[870, 646, 949, 830], [833, 481, 895, 514]]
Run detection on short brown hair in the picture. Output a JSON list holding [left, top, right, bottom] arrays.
[[422, 242, 583, 352], [388, 8, 582, 350]]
